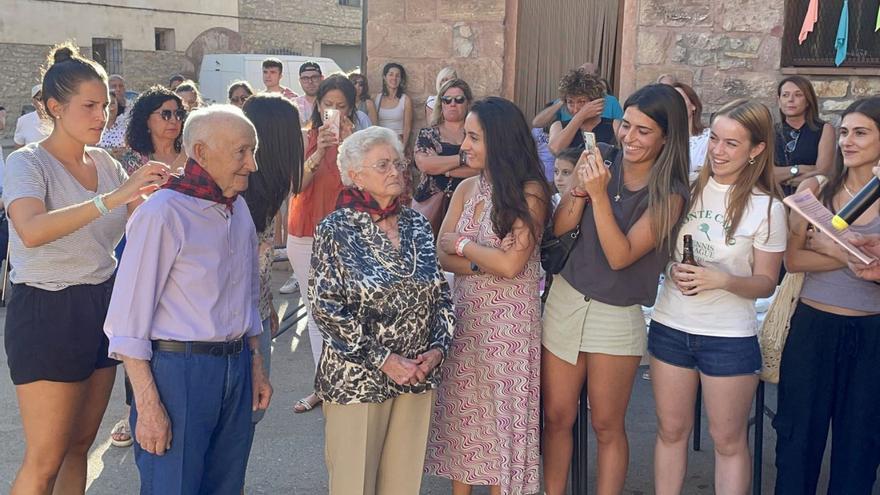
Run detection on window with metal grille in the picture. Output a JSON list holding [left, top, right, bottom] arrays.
[[781, 0, 880, 68], [92, 38, 123, 74], [339, 0, 361, 6]]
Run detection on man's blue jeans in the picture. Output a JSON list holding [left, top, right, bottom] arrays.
[[130, 344, 254, 494]]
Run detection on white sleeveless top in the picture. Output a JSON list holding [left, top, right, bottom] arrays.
[[374, 93, 407, 134]]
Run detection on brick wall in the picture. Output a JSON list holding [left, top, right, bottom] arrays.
[[619, 0, 880, 125]]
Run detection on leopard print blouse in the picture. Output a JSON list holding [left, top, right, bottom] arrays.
[[309, 207, 455, 404]]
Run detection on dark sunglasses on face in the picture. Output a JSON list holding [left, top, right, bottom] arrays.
[[352, 80, 365, 86], [230, 95, 250, 104], [441, 95, 466, 105], [153, 109, 187, 122]]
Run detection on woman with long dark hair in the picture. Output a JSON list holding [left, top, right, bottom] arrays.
[[374, 62, 413, 150], [425, 97, 551, 495], [650, 99, 786, 493], [348, 72, 378, 125], [541, 83, 691, 495], [774, 75, 835, 195], [241, 94, 303, 432], [286, 74, 360, 414], [775, 97, 880, 494]]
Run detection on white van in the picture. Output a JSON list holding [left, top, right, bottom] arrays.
[[198, 54, 344, 105]]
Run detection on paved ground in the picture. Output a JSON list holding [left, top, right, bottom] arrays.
[[0, 263, 871, 494]]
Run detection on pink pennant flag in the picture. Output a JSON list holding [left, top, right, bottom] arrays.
[[799, 0, 820, 44]]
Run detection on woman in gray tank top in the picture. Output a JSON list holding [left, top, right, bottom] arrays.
[[775, 97, 880, 494], [541, 84, 691, 494]]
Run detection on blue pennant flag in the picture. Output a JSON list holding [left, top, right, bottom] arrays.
[[835, 0, 849, 67]]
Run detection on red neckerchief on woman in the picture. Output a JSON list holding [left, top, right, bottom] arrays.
[[336, 187, 401, 222], [162, 158, 236, 212]]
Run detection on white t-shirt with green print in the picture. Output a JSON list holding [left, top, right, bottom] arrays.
[[652, 177, 788, 338]]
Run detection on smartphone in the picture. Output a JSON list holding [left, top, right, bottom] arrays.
[[582, 131, 596, 151], [323, 108, 340, 139]]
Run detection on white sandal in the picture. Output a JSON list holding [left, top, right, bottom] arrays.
[[110, 419, 133, 448]]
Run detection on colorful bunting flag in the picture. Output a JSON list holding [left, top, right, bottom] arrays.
[[799, 0, 819, 44], [835, 0, 849, 67]]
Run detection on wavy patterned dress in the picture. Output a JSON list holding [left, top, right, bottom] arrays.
[[424, 177, 542, 494]]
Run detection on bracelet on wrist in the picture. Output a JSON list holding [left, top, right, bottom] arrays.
[[455, 236, 471, 257], [92, 194, 111, 216], [570, 188, 590, 198]]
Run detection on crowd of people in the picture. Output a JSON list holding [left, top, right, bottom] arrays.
[[2, 38, 880, 495]]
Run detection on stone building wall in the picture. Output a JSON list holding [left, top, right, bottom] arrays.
[[239, 0, 361, 56], [364, 0, 511, 135], [619, 0, 880, 125]]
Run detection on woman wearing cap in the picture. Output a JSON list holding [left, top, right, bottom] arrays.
[[13, 85, 52, 147]]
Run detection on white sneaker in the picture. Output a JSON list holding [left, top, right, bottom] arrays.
[[273, 247, 288, 262], [279, 275, 299, 294]]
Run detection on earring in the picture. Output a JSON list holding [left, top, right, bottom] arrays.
[[748, 157, 756, 165]]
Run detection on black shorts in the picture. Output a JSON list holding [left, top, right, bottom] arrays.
[[5, 279, 119, 385]]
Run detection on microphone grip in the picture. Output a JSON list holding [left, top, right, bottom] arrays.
[[832, 177, 880, 230]]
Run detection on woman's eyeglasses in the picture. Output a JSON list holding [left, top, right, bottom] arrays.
[[153, 109, 187, 122], [366, 159, 407, 174], [441, 95, 467, 105]]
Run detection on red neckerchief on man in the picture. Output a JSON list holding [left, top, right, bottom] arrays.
[[335, 187, 401, 222], [163, 158, 236, 212]]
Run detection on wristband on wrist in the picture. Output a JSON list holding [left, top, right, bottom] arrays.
[[455, 236, 471, 257], [92, 195, 111, 216]]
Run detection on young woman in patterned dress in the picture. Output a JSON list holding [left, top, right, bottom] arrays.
[[425, 97, 552, 495]]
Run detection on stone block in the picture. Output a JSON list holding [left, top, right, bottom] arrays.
[[449, 58, 504, 96], [453, 23, 475, 58], [640, 0, 712, 27], [812, 80, 850, 99], [472, 22, 505, 59], [822, 99, 854, 112], [851, 78, 880, 97], [719, 1, 783, 33], [368, 0, 406, 22], [437, 0, 505, 21], [406, 0, 437, 22], [633, 67, 693, 89], [673, 33, 762, 68], [717, 73, 778, 101], [636, 31, 670, 65], [367, 22, 453, 59]]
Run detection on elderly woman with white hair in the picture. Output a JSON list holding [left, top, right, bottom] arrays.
[[309, 125, 455, 495]]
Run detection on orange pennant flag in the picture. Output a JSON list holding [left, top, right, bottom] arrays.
[[799, 0, 820, 44]]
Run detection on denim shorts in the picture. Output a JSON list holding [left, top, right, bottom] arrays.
[[648, 320, 761, 377]]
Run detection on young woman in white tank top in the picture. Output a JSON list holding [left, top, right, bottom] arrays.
[[375, 62, 413, 150]]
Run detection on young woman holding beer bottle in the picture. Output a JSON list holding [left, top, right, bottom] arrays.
[[648, 99, 787, 494]]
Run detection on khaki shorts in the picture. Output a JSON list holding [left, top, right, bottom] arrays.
[[542, 275, 647, 364]]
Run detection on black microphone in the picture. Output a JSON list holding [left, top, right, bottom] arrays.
[[832, 177, 880, 230]]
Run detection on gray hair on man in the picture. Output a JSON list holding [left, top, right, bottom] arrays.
[[337, 126, 404, 187], [182, 104, 257, 157]]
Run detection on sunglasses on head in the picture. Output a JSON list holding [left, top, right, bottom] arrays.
[[441, 95, 466, 105], [154, 109, 187, 122]]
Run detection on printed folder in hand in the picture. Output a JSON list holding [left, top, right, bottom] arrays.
[[784, 190, 876, 265]]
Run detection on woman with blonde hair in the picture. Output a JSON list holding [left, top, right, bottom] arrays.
[[649, 99, 786, 494], [425, 66, 458, 121]]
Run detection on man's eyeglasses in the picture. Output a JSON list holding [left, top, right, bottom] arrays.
[[300, 75, 323, 83], [366, 159, 407, 174], [441, 95, 467, 105], [153, 109, 187, 122]]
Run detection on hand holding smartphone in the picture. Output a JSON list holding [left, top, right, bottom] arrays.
[[323, 108, 341, 140], [582, 131, 596, 152]]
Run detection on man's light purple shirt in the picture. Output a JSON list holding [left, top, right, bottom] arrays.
[[104, 189, 262, 361]]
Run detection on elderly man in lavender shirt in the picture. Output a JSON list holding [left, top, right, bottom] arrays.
[[104, 105, 272, 494]]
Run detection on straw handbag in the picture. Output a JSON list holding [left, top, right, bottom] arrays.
[[758, 175, 826, 383]]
